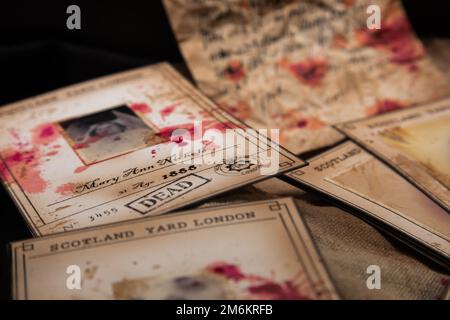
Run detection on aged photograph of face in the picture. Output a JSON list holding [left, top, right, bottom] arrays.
[[59, 105, 165, 164]]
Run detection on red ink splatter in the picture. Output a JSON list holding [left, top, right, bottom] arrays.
[[224, 60, 246, 82], [280, 58, 328, 87], [31, 123, 60, 145], [365, 99, 408, 116], [55, 182, 75, 196], [130, 103, 152, 114], [74, 165, 90, 174], [160, 103, 179, 120], [0, 148, 48, 193], [356, 16, 424, 70]]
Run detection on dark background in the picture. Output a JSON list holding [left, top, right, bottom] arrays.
[[0, 0, 449, 299]]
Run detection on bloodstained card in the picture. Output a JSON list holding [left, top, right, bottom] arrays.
[[335, 97, 450, 213], [10, 197, 338, 300], [163, 0, 450, 154], [0, 63, 305, 236], [285, 142, 450, 263]]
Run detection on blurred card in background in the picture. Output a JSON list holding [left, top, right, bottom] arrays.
[[286, 142, 450, 264], [11, 197, 338, 300], [336, 97, 450, 213], [0, 63, 305, 236], [163, 0, 450, 154]]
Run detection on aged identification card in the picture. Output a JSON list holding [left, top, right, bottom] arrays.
[[335, 97, 450, 213], [163, 0, 450, 154], [285, 142, 450, 263], [10, 197, 338, 300], [0, 63, 305, 236]]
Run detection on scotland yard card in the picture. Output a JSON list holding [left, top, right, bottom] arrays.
[[0, 63, 305, 236], [285, 142, 450, 263], [335, 98, 450, 213], [10, 198, 338, 300]]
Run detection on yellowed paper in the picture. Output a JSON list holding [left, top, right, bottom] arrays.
[[336, 96, 450, 212], [163, 0, 450, 154], [286, 142, 450, 262], [0, 63, 305, 236], [11, 198, 338, 300]]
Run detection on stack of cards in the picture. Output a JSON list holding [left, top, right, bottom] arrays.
[[1, 63, 339, 300], [286, 141, 450, 265], [286, 98, 450, 267], [1, 61, 449, 300]]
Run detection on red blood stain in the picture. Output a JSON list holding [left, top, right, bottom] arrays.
[[46, 151, 59, 157], [55, 182, 75, 196], [130, 103, 152, 113], [160, 103, 179, 120], [356, 16, 424, 70], [74, 165, 90, 174], [158, 123, 196, 142], [297, 119, 308, 128], [206, 262, 310, 300], [157, 121, 232, 144], [31, 123, 60, 145], [248, 281, 309, 300], [366, 99, 407, 116], [202, 140, 218, 152], [342, 0, 356, 6], [221, 101, 251, 121], [280, 58, 328, 87], [294, 117, 325, 130], [0, 148, 48, 193], [0, 162, 12, 184], [206, 122, 231, 132], [224, 60, 246, 82], [207, 262, 246, 281], [440, 278, 449, 286]]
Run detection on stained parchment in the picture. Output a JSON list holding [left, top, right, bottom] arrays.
[[163, 0, 450, 154]]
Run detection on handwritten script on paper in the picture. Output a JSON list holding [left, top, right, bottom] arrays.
[[164, 0, 450, 154]]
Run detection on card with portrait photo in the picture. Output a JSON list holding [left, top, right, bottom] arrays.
[[0, 63, 305, 236]]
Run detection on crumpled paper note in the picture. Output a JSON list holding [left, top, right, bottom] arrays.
[[163, 0, 450, 154]]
